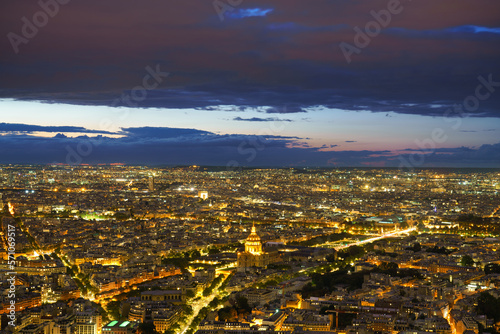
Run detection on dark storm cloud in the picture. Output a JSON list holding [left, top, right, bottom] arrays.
[[0, 123, 497, 167], [1, 1, 500, 117], [227, 8, 274, 19], [121, 127, 212, 138], [395, 143, 500, 167], [0, 122, 114, 134], [0, 125, 388, 166], [385, 25, 500, 40], [265, 105, 306, 114], [0, 134, 392, 166], [233, 117, 293, 122]]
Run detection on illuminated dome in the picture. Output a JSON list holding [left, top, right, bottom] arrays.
[[245, 224, 263, 255]]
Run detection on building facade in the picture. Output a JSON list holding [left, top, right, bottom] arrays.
[[237, 225, 272, 271]]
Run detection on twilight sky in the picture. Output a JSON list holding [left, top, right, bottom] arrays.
[[0, 0, 499, 167]]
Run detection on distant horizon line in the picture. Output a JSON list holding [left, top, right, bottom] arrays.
[[0, 163, 498, 171]]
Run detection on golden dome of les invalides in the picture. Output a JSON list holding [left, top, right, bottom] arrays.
[[244, 224, 263, 255], [237, 223, 273, 271]]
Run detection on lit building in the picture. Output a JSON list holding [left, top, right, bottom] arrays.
[[102, 321, 138, 334], [198, 190, 208, 200], [456, 316, 479, 334], [148, 176, 154, 192], [242, 288, 277, 307], [75, 322, 98, 334], [152, 306, 183, 333], [20, 323, 49, 334], [51, 315, 75, 334], [237, 224, 272, 272], [140, 290, 185, 305], [75, 309, 102, 334], [281, 310, 332, 332]]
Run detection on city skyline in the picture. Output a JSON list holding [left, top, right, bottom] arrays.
[[0, 165, 499, 333]]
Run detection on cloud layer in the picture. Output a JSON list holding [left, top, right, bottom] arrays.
[[0, 124, 498, 167], [1, 0, 500, 117]]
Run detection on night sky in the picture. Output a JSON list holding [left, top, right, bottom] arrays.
[[1, 0, 499, 167]]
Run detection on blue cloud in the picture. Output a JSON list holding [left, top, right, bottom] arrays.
[[0, 122, 115, 134], [1, 124, 497, 167], [233, 117, 293, 122], [395, 143, 500, 168], [447, 25, 500, 34], [122, 127, 211, 138], [266, 22, 348, 32], [267, 22, 298, 31], [228, 8, 273, 19], [266, 105, 306, 114], [386, 25, 500, 38]]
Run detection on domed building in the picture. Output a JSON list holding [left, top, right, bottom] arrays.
[[237, 224, 272, 272], [245, 224, 263, 254]]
